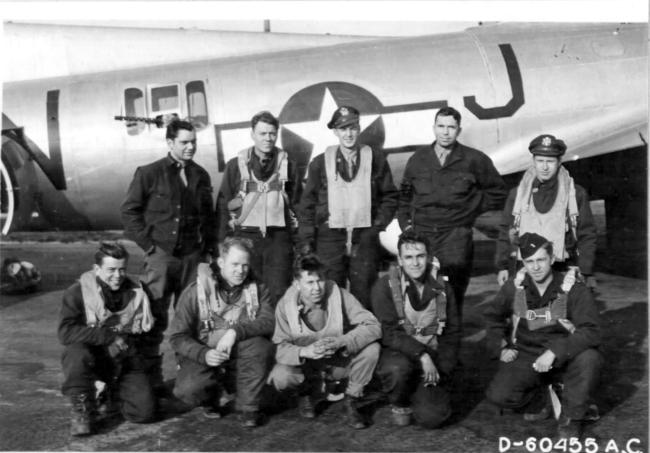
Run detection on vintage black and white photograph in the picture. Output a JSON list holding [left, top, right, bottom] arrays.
[[0, 1, 647, 451]]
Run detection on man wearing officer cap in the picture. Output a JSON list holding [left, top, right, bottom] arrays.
[[495, 134, 597, 289], [297, 105, 398, 309], [484, 232, 602, 440]]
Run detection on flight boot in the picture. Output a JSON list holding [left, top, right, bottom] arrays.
[[239, 410, 262, 428], [391, 405, 412, 427], [95, 381, 120, 419], [557, 415, 583, 440], [344, 396, 368, 430], [69, 393, 94, 437], [298, 395, 316, 419]]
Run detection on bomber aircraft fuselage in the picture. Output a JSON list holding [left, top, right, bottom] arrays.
[[1, 22, 647, 243]]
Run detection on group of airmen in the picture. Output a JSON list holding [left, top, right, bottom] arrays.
[[57, 104, 602, 442]]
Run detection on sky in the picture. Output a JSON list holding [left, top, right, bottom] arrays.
[[1, 1, 647, 36]]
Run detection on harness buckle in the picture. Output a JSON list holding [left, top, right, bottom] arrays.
[[525, 310, 553, 323], [258, 182, 269, 193], [414, 327, 423, 336]]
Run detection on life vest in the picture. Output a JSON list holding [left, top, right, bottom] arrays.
[[79, 271, 153, 334], [195, 263, 259, 347], [324, 145, 373, 254], [283, 281, 344, 341], [232, 147, 289, 237], [511, 166, 579, 262], [386, 259, 447, 349], [510, 268, 575, 344]]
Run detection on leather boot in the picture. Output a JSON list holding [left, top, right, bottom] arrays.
[[69, 393, 94, 437], [557, 415, 583, 440], [239, 410, 262, 428], [391, 405, 412, 427], [95, 381, 120, 418], [298, 395, 316, 419], [344, 396, 367, 429]]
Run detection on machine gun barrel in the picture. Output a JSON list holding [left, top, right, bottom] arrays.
[[114, 114, 176, 128]]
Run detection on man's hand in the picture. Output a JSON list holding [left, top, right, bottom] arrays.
[[317, 337, 344, 356], [497, 270, 509, 286], [500, 348, 519, 363], [205, 349, 230, 367], [299, 343, 328, 360], [533, 350, 556, 373], [420, 353, 440, 386], [215, 329, 237, 357], [107, 336, 128, 358]]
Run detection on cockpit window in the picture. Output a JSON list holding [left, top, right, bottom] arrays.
[[151, 85, 179, 112], [124, 87, 145, 135], [186, 80, 208, 129]]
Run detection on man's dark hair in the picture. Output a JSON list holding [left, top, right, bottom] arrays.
[[251, 111, 279, 130], [95, 242, 129, 265], [397, 229, 431, 257], [434, 106, 462, 125], [166, 119, 195, 140], [293, 252, 326, 280]]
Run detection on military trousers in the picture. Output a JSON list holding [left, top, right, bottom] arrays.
[[140, 247, 203, 384], [173, 336, 274, 412], [236, 228, 293, 305], [61, 343, 155, 423], [268, 342, 380, 398], [422, 225, 473, 322], [485, 348, 602, 420], [315, 225, 380, 309], [376, 348, 451, 428]]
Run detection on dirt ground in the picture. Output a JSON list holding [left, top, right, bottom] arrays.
[[0, 238, 647, 452]]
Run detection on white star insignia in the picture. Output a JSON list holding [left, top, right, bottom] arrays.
[[281, 87, 379, 159]]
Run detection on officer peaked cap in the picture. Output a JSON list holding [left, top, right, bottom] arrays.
[[327, 106, 360, 129], [528, 134, 567, 157]]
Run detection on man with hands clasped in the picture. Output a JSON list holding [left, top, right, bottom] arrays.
[[484, 233, 602, 440], [297, 106, 398, 309], [268, 252, 382, 429]]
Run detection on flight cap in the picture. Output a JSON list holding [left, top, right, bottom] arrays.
[[519, 232, 551, 259], [327, 106, 360, 129], [528, 134, 567, 157]]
